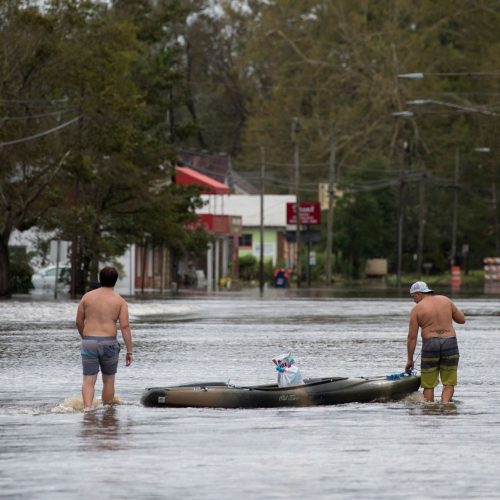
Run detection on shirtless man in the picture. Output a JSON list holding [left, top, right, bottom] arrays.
[[76, 266, 133, 409], [405, 281, 465, 403]]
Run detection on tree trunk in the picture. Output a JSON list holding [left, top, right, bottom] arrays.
[[0, 233, 11, 298]]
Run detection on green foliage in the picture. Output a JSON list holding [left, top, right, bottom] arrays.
[[333, 192, 387, 278], [8, 258, 34, 294], [196, 1, 500, 276], [325, 158, 397, 278], [309, 252, 325, 283], [0, 0, 209, 295], [3, 0, 500, 296], [239, 254, 258, 281]]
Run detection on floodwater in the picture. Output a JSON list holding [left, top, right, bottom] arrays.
[[1, 291, 499, 499]]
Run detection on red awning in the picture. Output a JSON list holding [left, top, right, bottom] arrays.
[[175, 166, 230, 195]]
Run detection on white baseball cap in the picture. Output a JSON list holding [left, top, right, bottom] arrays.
[[409, 281, 433, 295]]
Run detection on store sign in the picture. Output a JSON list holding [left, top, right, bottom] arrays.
[[286, 202, 321, 225]]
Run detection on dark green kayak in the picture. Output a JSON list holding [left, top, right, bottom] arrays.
[[140, 374, 421, 408]]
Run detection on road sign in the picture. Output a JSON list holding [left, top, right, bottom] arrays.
[[286, 202, 321, 225]]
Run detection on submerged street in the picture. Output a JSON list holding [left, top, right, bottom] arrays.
[[1, 292, 499, 499]]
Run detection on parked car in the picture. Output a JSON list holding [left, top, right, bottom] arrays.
[[31, 265, 70, 294]]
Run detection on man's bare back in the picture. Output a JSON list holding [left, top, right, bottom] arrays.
[[76, 266, 133, 409], [411, 294, 464, 338], [406, 282, 465, 403], [76, 287, 129, 338]]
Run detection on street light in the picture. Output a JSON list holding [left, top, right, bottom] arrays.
[[400, 71, 500, 266], [403, 98, 499, 273], [398, 73, 424, 80], [404, 101, 454, 267], [391, 113, 426, 282], [398, 72, 500, 79], [406, 99, 497, 116], [392, 111, 415, 118], [474, 147, 500, 254]]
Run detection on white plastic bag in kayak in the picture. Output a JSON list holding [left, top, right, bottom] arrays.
[[272, 353, 304, 387]]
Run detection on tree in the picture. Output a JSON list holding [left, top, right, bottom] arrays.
[[0, 1, 75, 297], [234, 1, 500, 272], [40, 0, 207, 293], [176, 1, 253, 156], [332, 158, 396, 279], [0, 0, 208, 297]]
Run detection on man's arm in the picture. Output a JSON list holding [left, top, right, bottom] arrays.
[[451, 301, 465, 324], [118, 300, 133, 366], [75, 299, 85, 338], [406, 308, 419, 372]]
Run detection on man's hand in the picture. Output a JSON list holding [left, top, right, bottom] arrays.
[[125, 352, 133, 367], [405, 359, 414, 373]]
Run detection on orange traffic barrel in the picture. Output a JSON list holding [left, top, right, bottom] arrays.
[[451, 266, 461, 285]]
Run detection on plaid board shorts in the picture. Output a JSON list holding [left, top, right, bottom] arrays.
[[81, 336, 121, 376], [421, 336, 459, 388]]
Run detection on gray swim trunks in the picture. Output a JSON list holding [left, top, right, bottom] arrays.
[[81, 336, 121, 376]]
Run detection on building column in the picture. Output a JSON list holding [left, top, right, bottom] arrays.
[[222, 237, 229, 278], [231, 233, 240, 288], [215, 238, 220, 290], [128, 244, 135, 295], [206, 242, 214, 291]]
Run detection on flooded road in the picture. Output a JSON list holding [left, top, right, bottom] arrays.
[[1, 293, 499, 499]]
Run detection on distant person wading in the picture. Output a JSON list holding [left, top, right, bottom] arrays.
[[76, 266, 133, 410], [406, 281, 465, 403]]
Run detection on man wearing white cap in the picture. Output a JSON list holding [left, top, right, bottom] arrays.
[[406, 281, 465, 403]]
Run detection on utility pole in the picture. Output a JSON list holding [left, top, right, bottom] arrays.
[[416, 165, 426, 279], [325, 127, 336, 285], [396, 141, 410, 288], [492, 182, 500, 255], [259, 147, 265, 293], [227, 156, 234, 192], [70, 179, 80, 299], [54, 239, 61, 300], [167, 86, 174, 142], [396, 173, 403, 288], [292, 118, 301, 287], [451, 147, 459, 265]]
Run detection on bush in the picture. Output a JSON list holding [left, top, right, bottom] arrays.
[[239, 254, 258, 281], [9, 260, 34, 294]]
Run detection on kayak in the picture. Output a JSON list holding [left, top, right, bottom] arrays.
[[140, 373, 421, 409]]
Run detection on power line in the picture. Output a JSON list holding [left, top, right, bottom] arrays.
[[0, 109, 75, 122], [265, 160, 328, 167], [187, 79, 500, 95], [0, 115, 81, 146], [0, 98, 70, 104]]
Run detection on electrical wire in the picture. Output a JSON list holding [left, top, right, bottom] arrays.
[[0, 115, 81, 146], [0, 98, 70, 104], [0, 109, 75, 122]]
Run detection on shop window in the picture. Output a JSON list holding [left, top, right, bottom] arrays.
[[239, 234, 252, 248]]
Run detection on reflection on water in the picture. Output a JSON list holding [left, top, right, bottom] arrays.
[[80, 406, 131, 451], [411, 401, 459, 416]]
